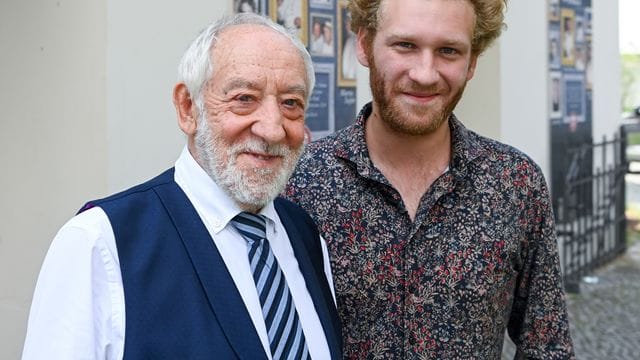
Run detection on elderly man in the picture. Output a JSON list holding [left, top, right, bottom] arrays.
[[23, 13, 341, 360], [285, 0, 574, 358]]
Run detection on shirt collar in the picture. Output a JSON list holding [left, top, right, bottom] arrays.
[[333, 102, 487, 179], [173, 146, 278, 234], [332, 103, 384, 182]]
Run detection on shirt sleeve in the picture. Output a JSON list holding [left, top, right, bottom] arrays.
[[22, 207, 125, 360], [507, 175, 576, 359]]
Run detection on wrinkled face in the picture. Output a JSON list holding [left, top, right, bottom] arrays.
[[194, 25, 308, 211], [360, 0, 478, 135]]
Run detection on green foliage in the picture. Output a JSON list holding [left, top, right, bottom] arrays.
[[626, 203, 640, 247], [628, 132, 640, 146], [621, 54, 640, 114]]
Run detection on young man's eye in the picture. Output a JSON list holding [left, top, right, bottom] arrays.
[[395, 41, 415, 49], [440, 47, 459, 55]]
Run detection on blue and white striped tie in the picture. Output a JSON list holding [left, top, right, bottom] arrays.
[[231, 212, 311, 360]]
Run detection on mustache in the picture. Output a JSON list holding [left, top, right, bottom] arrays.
[[228, 138, 293, 157], [395, 82, 443, 94]]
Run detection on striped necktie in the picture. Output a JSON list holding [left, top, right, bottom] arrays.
[[231, 212, 311, 360]]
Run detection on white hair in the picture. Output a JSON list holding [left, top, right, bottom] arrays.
[[177, 12, 315, 108]]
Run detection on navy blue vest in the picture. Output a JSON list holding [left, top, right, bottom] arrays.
[[80, 169, 342, 359]]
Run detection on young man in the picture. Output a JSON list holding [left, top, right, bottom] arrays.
[[23, 13, 341, 360], [285, 0, 575, 358]]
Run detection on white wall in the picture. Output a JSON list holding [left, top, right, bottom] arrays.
[[107, 0, 232, 193], [0, 0, 107, 358], [454, 1, 551, 177], [499, 0, 550, 176], [592, 0, 621, 141], [457, 44, 501, 140]]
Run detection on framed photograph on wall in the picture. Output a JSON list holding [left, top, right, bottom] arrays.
[[309, 12, 335, 57], [584, 7, 592, 36], [574, 44, 586, 71], [549, 25, 561, 69], [306, 62, 335, 139], [548, 0, 560, 21], [233, 0, 264, 14], [269, 0, 308, 45], [549, 71, 562, 120], [563, 72, 585, 126], [338, 1, 356, 87], [575, 14, 585, 43], [585, 42, 593, 89], [561, 8, 576, 67], [310, 0, 332, 10]]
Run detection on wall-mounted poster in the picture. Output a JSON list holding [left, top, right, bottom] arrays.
[[585, 42, 593, 89], [549, 25, 561, 69], [549, 0, 560, 21], [338, 1, 356, 87], [310, 0, 332, 10], [549, 0, 593, 213], [575, 14, 585, 43], [563, 73, 585, 127], [550, 71, 563, 120], [233, 0, 265, 13], [306, 62, 335, 139], [584, 7, 592, 36], [309, 12, 335, 57], [269, 0, 308, 44], [561, 8, 576, 66], [574, 43, 586, 71]]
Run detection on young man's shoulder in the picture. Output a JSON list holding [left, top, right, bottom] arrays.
[[470, 130, 542, 168], [466, 130, 548, 187]]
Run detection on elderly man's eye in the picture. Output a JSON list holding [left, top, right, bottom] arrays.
[[283, 98, 303, 108], [237, 94, 255, 102]]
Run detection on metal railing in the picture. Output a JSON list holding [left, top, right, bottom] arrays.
[[555, 130, 629, 293]]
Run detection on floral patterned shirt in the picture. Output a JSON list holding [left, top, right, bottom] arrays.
[[284, 104, 575, 359]]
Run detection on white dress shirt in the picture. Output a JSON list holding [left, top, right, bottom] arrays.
[[22, 146, 335, 360]]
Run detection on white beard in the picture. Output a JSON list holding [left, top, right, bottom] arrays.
[[194, 112, 303, 210]]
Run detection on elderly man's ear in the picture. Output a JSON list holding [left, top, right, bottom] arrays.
[[173, 83, 197, 136]]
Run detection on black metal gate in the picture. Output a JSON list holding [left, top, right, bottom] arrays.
[[555, 130, 629, 293]]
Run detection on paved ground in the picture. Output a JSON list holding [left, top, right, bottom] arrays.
[[565, 242, 640, 359]]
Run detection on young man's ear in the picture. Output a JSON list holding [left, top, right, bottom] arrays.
[[355, 28, 371, 68], [173, 83, 197, 136], [466, 54, 479, 81]]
